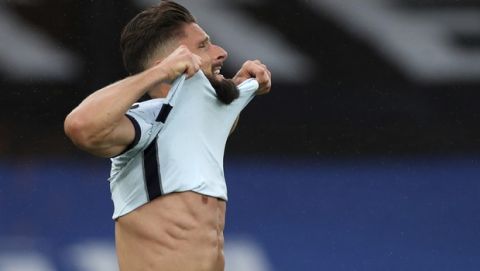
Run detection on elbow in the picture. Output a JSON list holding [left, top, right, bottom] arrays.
[[64, 113, 116, 157], [64, 113, 98, 151]]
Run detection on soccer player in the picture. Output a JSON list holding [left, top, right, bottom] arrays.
[[64, 1, 271, 271]]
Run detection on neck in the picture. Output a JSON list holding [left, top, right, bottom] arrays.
[[149, 82, 171, 99]]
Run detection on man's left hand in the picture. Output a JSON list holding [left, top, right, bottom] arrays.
[[233, 60, 271, 95]]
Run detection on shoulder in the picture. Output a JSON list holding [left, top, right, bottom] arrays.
[[127, 98, 166, 122]]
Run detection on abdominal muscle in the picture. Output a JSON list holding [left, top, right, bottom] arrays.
[[115, 192, 226, 271]]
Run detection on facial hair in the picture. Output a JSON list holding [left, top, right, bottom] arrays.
[[206, 74, 240, 105]]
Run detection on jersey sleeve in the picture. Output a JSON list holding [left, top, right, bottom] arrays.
[[119, 98, 166, 156], [112, 76, 185, 160]]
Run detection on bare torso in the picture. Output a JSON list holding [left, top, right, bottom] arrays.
[[115, 192, 226, 271]]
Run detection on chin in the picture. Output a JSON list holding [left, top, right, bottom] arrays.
[[204, 71, 224, 82], [205, 74, 240, 105], [214, 73, 224, 81]]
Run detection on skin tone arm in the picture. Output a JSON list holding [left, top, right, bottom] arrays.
[[64, 45, 202, 158]]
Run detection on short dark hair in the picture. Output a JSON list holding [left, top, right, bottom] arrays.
[[120, 0, 196, 74]]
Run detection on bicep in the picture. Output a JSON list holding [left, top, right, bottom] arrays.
[[88, 115, 137, 158]]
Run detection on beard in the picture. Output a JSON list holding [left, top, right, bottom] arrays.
[[206, 74, 240, 105]]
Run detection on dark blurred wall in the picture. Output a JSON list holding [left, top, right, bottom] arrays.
[[1, 0, 479, 158]]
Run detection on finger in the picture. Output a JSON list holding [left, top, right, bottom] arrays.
[[242, 60, 259, 69], [252, 65, 268, 80], [186, 53, 202, 78], [192, 54, 202, 67], [260, 63, 271, 80], [177, 44, 188, 52], [260, 68, 272, 90], [256, 69, 269, 85], [184, 63, 197, 78], [252, 59, 262, 65]]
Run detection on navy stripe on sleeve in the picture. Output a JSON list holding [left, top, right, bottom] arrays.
[[111, 114, 141, 158], [124, 114, 141, 150]]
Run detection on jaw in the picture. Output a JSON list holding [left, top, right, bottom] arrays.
[[201, 67, 225, 81], [214, 73, 225, 81], [201, 61, 225, 81]]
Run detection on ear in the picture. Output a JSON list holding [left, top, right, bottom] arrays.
[[146, 49, 167, 69], [147, 57, 164, 69], [153, 58, 164, 66]]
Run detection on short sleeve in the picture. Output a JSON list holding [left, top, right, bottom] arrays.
[[118, 98, 166, 156]]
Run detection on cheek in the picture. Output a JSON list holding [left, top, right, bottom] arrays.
[[199, 63, 213, 75], [198, 56, 213, 72]]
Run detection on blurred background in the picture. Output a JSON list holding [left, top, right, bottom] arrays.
[[1, 0, 480, 270]]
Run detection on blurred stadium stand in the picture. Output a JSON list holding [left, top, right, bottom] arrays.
[[1, 0, 480, 270], [2, 158, 480, 271]]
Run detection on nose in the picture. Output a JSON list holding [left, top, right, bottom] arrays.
[[214, 45, 228, 62]]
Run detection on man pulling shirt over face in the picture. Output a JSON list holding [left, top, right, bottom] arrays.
[[64, 1, 271, 270]]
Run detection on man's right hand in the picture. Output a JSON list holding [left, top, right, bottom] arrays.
[[155, 45, 202, 82]]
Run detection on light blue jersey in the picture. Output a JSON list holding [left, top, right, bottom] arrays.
[[109, 71, 258, 219]]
